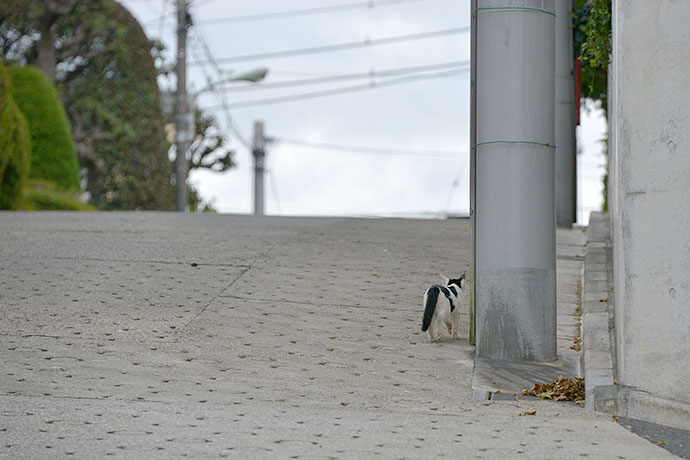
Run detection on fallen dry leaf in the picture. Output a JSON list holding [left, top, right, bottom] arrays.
[[519, 411, 537, 416], [521, 377, 584, 405]]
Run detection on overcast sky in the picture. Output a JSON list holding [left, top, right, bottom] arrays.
[[120, 0, 606, 223]]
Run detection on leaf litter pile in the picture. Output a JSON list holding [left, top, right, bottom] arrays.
[[521, 377, 584, 405]]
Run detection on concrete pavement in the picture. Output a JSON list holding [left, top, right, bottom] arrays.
[[0, 212, 677, 458]]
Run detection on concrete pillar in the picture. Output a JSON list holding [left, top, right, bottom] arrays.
[[610, 0, 690, 402], [472, 0, 556, 361], [555, 0, 576, 227]]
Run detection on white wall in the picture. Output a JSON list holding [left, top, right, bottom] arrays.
[[610, 0, 690, 402]]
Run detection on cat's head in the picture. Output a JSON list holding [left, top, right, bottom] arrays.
[[440, 273, 466, 290]]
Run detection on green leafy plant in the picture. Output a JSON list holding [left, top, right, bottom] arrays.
[[1, 0, 174, 210], [573, 0, 612, 211], [574, 0, 611, 108], [0, 61, 31, 210], [8, 65, 81, 190]]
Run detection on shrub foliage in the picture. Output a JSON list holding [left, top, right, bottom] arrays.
[[0, 61, 31, 210], [8, 65, 81, 190]]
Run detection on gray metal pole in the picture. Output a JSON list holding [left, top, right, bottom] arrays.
[[473, 0, 557, 361], [555, 0, 576, 227], [252, 120, 265, 216], [174, 0, 189, 212], [469, 0, 478, 345]]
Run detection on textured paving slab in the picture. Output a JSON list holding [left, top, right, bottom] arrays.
[[1, 395, 672, 460], [0, 212, 677, 459]]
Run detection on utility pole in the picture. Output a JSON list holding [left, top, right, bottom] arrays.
[[174, 0, 191, 212], [472, 0, 557, 361], [555, 0, 577, 227], [252, 120, 265, 216]]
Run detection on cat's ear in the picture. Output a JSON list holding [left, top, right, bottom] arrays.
[[460, 273, 466, 290], [440, 274, 450, 285]]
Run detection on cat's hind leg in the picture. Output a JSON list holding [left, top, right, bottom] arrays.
[[451, 306, 461, 338], [427, 323, 436, 342]]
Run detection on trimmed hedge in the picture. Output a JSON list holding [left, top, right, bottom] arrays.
[[0, 62, 31, 210], [20, 179, 95, 211], [8, 65, 81, 191]]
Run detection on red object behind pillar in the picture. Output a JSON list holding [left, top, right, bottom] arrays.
[[575, 54, 582, 125]]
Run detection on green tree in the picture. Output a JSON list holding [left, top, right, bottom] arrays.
[[8, 65, 81, 190], [0, 61, 31, 210], [1, 0, 237, 211], [189, 107, 235, 174], [574, 0, 611, 109], [573, 0, 611, 210], [1, 0, 174, 210]]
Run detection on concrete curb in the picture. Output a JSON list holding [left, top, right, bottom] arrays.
[[619, 388, 690, 431], [582, 212, 616, 412], [584, 213, 690, 432]]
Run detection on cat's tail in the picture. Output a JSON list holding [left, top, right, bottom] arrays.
[[421, 286, 439, 331]]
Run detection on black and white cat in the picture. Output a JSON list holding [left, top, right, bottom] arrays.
[[421, 274, 466, 342]]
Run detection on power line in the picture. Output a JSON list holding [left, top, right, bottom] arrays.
[[444, 160, 466, 211], [157, 0, 168, 39], [145, 0, 428, 27], [191, 0, 425, 26], [274, 137, 465, 158], [267, 169, 282, 214], [133, 0, 165, 16], [213, 61, 469, 93], [204, 68, 467, 109], [189, 0, 219, 6], [190, 28, 251, 148], [189, 27, 469, 66]]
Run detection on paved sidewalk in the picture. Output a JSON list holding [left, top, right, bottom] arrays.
[[0, 212, 676, 459], [472, 227, 586, 398]]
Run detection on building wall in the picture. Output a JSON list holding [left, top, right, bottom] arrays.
[[610, 0, 690, 401]]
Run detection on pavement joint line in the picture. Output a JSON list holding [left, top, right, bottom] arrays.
[[173, 266, 253, 342], [216, 294, 401, 311], [42, 256, 251, 268], [172, 242, 280, 340], [216, 293, 473, 316], [0, 393, 481, 419], [0, 333, 181, 344]]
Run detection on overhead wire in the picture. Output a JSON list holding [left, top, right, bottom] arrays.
[[144, 0, 429, 27], [157, 0, 168, 39], [190, 27, 251, 148], [191, 0, 425, 25], [204, 68, 468, 109], [132, 0, 166, 16], [267, 170, 282, 214], [189, 0, 220, 7], [273, 137, 465, 158], [215, 61, 469, 92], [189, 27, 470, 66], [443, 160, 466, 212]]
